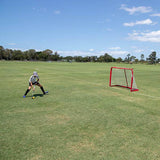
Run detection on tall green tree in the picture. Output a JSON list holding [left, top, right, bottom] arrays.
[[127, 54, 130, 63], [74, 56, 83, 62], [64, 56, 73, 62], [90, 56, 97, 62], [12, 50, 24, 60], [4, 49, 12, 60], [97, 53, 114, 62], [140, 54, 144, 62], [147, 51, 157, 64], [24, 49, 36, 60], [130, 56, 136, 62], [116, 57, 122, 63], [104, 53, 114, 62], [51, 52, 60, 61], [0, 46, 4, 60], [135, 59, 139, 64]]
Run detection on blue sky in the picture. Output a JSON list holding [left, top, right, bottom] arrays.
[[0, 0, 160, 59]]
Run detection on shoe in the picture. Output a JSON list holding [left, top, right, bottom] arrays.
[[44, 91, 48, 94], [23, 95, 26, 98]]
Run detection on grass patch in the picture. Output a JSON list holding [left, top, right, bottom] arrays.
[[1, 61, 160, 160]]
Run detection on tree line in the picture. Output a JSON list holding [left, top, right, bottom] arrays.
[[0, 45, 159, 64], [123, 52, 159, 64]]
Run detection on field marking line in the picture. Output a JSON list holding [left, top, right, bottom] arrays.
[[111, 87, 160, 99], [135, 93, 160, 99]]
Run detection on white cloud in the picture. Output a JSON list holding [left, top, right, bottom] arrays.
[[109, 47, 121, 50], [99, 50, 128, 55], [151, 13, 160, 17], [58, 50, 93, 57], [124, 19, 153, 27], [57, 49, 129, 57], [10, 48, 26, 51], [109, 51, 129, 55], [128, 30, 160, 42], [7, 43, 16, 45], [134, 49, 144, 53], [120, 4, 152, 15], [94, 49, 129, 56], [54, 10, 61, 15], [89, 49, 94, 52], [32, 7, 47, 12]]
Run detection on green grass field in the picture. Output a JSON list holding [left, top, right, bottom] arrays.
[[1, 61, 160, 160]]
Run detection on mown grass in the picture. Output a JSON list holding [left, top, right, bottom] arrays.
[[0, 61, 160, 160]]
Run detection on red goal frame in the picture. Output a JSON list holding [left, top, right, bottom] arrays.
[[109, 67, 139, 92]]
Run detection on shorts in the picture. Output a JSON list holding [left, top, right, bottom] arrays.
[[29, 82, 40, 86]]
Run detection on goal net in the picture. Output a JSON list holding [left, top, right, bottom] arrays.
[[109, 67, 139, 92]]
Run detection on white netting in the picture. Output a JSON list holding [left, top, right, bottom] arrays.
[[111, 68, 138, 90], [132, 75, 138, 90]]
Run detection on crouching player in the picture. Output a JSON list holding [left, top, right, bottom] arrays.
[[23, 71, 48, 98]]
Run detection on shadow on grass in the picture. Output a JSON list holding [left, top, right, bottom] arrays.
[[28, 94, 44, 98], [33, 94, 44, 97]]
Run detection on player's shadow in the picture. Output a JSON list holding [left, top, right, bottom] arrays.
[[33, 94, 44, 97]]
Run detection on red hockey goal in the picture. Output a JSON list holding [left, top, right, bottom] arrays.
[[109, 67, 139, 92]]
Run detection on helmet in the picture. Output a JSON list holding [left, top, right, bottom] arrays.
[[33, 71, 38, 76]]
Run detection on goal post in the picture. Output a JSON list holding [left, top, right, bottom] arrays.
[[109, 67, 139, 92]]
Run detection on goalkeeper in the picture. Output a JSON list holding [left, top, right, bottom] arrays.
[[23, 71, 48, 98]]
